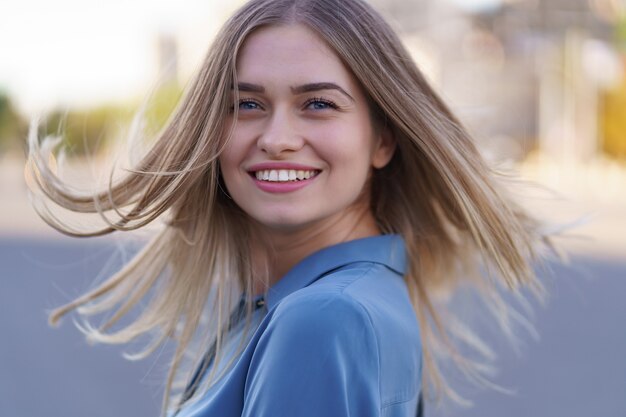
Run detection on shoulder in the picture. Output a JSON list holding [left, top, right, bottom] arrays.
[[251, 290, 381, 384], [271, 261, 417, 335], [279, 261, 413, 329], [270, 288, 376, 343], [254, 264, 422, 408], [272, 261, 402, 325], [282, 263, 422, 402], [267, 261, 420, 356]]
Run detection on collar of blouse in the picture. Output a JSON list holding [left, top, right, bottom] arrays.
[[253, 234, 407, 312]]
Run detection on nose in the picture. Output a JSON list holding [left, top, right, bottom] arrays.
[[256, 109, 304, 157]]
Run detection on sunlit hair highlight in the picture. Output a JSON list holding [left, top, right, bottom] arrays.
[[25, 0, 570, 414]]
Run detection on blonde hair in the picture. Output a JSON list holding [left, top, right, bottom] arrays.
[[26, 0, 569, 414]]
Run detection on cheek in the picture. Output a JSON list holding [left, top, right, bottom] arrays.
[[219, 130, 248, 176], [218, 148, 236, 181], [218, 148, 246, 200], [315, 121, 375, 168]]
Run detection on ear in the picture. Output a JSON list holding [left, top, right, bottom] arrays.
[[371, 126, 396, 169]]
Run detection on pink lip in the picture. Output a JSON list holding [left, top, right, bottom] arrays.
[[246, 162, 321, 194]]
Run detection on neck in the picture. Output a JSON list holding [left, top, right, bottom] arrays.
[[250, 206, 381, 297]]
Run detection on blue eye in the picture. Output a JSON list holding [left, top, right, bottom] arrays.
[[238, 99, 261, 110]]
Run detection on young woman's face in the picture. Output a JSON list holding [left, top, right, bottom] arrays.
[[219, 23, 394, 234]]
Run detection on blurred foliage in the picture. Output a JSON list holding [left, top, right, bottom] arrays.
[[0, 92, 27, 153], [143, 80, 183, 137], [41, 105, 134, 157], [40, 81, 183, 158], [600, 71, 626, 159]]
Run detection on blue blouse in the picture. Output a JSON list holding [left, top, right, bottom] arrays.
[[173, 234, 422, 417]]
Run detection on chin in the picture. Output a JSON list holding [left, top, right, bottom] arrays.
[[250, 211, 322, 234], [258, 218, 312, 232]]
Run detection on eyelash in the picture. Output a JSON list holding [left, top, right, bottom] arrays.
[[303, 97, 338, 110], [232, 98, 262, 112], [232, 97, 339, 111]]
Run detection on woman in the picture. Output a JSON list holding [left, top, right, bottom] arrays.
[[25, 0, 566, 416]]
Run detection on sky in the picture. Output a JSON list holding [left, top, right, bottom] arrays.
[[0, 0, 499, 116], [0, 0, 240, 114]]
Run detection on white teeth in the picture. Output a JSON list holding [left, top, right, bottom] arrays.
[[254, 169, 318, 182]]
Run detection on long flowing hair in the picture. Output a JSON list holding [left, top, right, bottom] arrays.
[[25, 0, 570, 414]]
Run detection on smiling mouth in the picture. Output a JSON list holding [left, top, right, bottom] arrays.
[[250, 169, 321, 182]]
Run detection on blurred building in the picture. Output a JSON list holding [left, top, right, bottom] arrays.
[[482, 0, 618, 164], [157, 31, 179, 85], [371, 0, 622, 164]]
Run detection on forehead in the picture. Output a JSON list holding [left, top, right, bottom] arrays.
[[236, 23, 356, 88]]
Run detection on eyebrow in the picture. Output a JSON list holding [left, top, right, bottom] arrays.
[[236, 82, 265, 93], [292, 82, 354, 102], [234, 82, 354, 102]]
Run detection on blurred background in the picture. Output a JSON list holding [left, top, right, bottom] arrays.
[[1, 0, 625, 416]]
